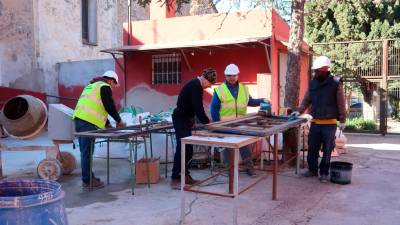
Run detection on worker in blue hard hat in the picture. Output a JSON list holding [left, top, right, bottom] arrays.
[[290, 56, 346, 183], [210, 63, 271, 176], [73, 70, 126, 189]]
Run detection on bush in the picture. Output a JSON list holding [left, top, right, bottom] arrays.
[[345, 117, 377, 131]]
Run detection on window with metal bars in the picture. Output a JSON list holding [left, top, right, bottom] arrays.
[[82, 0, 97, 45], [152, 54, 181, 84]]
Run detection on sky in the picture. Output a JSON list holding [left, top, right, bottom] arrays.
[[214, 0, 291, 22]]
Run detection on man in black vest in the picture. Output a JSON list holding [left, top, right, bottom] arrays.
[[170, 68, 217, 189], [291, 56, 346, 182]]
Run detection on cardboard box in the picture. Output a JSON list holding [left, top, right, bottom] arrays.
[[136, 158, 160, 184]]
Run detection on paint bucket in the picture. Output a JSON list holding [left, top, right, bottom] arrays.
[[330, 161, 353, 185], [0, 95, 47, 139], [0, 179, 68, 225]]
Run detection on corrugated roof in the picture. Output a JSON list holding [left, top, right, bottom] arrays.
[[101, 37, 270, 54]]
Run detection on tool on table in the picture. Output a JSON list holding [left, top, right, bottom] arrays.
[[258, 102, 272, 117]]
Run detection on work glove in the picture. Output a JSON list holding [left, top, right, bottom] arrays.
[[338, 123, 346, 131], [263, 99, 271, 104], [116, 121, 127, 128], [288, 111, 300, 121], [289, 111, 300, 117]]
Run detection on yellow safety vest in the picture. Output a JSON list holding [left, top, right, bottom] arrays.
[[72, 81, 110, 128], [215, 83, 249, 121]]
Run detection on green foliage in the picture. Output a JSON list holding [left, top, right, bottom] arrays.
[[305, 0, 400, 75], [345, 117, 377, 131], [305, 0, 400, 42]]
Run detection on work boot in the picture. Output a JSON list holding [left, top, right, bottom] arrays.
[[170, 174, 199, 190], [185, 174, 199, 185], [319, 174, 329, 183], [301, 170, 317, 177], [82, 177, 104, 190], [170, 178, 181, 190], [245, 169, 257, 177]]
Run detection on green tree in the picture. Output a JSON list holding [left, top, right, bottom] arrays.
[[304, 0, 400, 75]]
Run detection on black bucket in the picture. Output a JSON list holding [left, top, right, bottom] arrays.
[[330, 161, 353, 185]]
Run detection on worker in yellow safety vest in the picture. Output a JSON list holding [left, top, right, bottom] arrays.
[[210, 64, 271, 176], [73, 70, 126, 189]]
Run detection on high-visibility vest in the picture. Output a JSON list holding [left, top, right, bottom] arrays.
[[215, 83, 249, 121], [73, 81, 110, 128]]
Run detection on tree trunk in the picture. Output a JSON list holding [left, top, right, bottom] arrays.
[[284, 0, 305, 110], [283, 0, 305, 166]]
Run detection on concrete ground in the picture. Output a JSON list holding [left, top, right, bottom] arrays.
[[1, 133, 400, 225]]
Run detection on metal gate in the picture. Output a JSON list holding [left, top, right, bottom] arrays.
[[312, 39, 400, 134]]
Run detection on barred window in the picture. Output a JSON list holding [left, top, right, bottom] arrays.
[[152, 54, 181, 84]]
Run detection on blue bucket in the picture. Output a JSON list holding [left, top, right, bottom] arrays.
[[0, 179, 68, 225]]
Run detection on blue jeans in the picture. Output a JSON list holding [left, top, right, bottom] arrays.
[[307, 123, 337, 175], [75, 119, 98, 183]]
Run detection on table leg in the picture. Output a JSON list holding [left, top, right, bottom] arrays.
[[260, 138, 264, 170], [273, 132, 278, 200], [165, 132, 169, 178], [210, 147, 214, 174], [107, 139, 110, 185], [233, 147, 239, 225], [144, 136, 151, 188], [296, 126, 301, 175], [149, 132, 153, 158], [180, 142, 186, 224], [89, 139, 94, 190], [130, 141, 134, 195], [133, 139, 138, 194], [229, 149, 234, 194]]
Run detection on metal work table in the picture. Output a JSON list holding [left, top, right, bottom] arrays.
[[180, 114, 306, 225], [74, 121, 174, 194]]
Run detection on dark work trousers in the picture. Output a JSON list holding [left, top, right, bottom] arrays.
[[222, 144, 254, 168], [75, 119, 98, 183], [307, 123, 337, 175], [171, 111, 194, 179]]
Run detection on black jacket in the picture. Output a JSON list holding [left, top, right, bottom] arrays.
[[174, 78, 210, 124]]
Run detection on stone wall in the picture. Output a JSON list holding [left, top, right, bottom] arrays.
[[0, 0, 128, 97]]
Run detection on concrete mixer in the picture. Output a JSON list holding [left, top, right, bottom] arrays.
[[0, 95, 77, 181]]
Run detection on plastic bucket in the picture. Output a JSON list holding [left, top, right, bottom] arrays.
[[330, 161, 353, 185], [0, 95, 47, 140], [0, 179, 68, 225]]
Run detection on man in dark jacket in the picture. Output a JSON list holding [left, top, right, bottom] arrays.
[[73, 70, 126, 189], [290, 56, 346, 182], [170, 68, 217, 189]]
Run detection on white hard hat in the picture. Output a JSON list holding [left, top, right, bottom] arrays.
[[224, 64, 240, 75], [312, 56, 331, 70], [103, 70, 119, 84]]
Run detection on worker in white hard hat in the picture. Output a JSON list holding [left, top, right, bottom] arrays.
[[290, 56, 346, 183], [73, 70, 126, 189], [210, 63, 271, 177]]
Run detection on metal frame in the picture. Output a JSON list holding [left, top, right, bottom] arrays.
[[75, 121, 174, 194], [180, 133, 259, 225], [179, 116, 306, 224]]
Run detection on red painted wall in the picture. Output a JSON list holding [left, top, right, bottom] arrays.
[[0, 87, 47, 109], [124, 46, 271, 104], [58, 72, 125, 110]]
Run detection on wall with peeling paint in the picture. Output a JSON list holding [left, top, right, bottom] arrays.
[[0, 0, 128, 99], [37, 0, 127, 97], [0, 0, 42, 91]]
